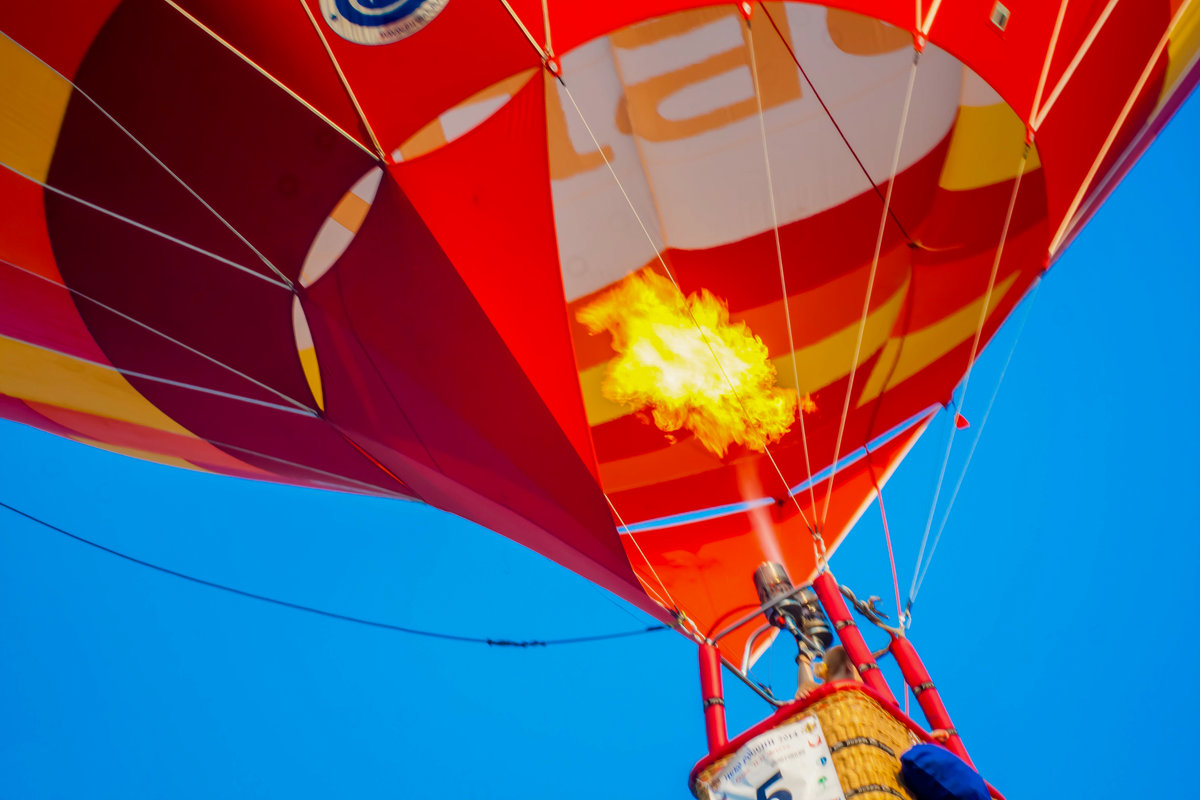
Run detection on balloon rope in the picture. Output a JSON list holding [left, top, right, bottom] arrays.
[[497, 0, 549, 60], [908, 148, 1029, 609], [175, 433, 418, 499], [1048, 0, 1195, 253], [0, 498, 668, 647], [1030, 0, 1073, 129], [909, 279, 1040, 603], [0, 31, 296, 288], [756, 4, 915, 244], [296, 1, 388, 161], [866, 458, 908, 715], [605, 493, 696, 635], [156, 2, 378, 161], [560, 81, 819, 537], [821, 53, 921, 532], [745, 15, 821, 531], [0, 257, 318, 416], [0, 162, 290, 290], [918, 0, 945, 37], [0, 330, 316, 417], [1035, 0, 1125, 131]]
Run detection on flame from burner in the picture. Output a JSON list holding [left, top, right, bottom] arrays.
[[579, 269, 799, 458]]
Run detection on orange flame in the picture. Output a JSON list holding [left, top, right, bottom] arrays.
[[578, 269, 797, 457]]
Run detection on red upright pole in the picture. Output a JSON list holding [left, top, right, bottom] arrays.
[[811, 572, 898, 706], [889, 636, 972, 766], [698, 642, 728, 752]]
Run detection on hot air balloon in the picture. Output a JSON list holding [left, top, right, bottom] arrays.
[[1, 0, 1197, 796]]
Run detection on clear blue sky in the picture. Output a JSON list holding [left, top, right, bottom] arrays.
[[1, 93, 1197, 799]]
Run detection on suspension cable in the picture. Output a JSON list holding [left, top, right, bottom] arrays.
[[0, 498, 668, 647], [908, 147, 1030, 609], [756, 3, 916, 244], [866, 461, 903, 639], [746, 14, 821, 522], [540, 0, 553, 55], [0, 162, 290, 290], [187, 431, 417, 499], [559, 80, 820, 541], [605, 493, 683, 621], [866, 457, 908, 714], [0, 330, 316, 417], [906, 0, 1118, 608], [0, 258, 316, 415], [161, 1, 377, 160], [1033, 0, 1132, 133], [0, 31, 296, 288], [821, 52, 922, 531], [909, 279, 1041, 602], [497, 0, 549, 60], [1030, 0, 1072, 130], [1048, 0, 1195, 254], [297, 0, 387, 161]]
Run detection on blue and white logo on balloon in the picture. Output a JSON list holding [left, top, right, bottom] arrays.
[[320, 0, 449, 45]]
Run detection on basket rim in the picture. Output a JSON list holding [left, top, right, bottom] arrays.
[[688, 682, 936, 789]]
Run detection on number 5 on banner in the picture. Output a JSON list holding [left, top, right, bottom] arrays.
[[757, 772, 792, 800]]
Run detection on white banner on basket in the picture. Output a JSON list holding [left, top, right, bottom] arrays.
[[705, 715, 845, 800]]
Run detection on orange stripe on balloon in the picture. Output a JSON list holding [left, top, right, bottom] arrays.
[[328, 191, 370, 233]]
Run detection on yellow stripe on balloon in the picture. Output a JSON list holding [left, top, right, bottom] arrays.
[[1163, 2, 1200, 106], [0, 336, 196, 436], [856, 272, 1019, 407], [938, 104, 1042, 192], [291, 296, 324, 410], [771, 279, 908, 397], [69, 436, 207, 473], [297, 347, 323, 408], [0, 35, 73, 183]]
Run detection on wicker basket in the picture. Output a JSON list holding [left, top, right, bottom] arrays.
[[693, 685, 919, 800]]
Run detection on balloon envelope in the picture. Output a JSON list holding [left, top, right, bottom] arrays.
[[1, 0, 1196, 658]]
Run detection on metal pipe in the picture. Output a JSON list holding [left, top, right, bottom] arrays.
[[720, 654, 786, 707], [740, 623, 775, 674], [699, 642, 728, 751], [710, 581, 810, 643], [888, 636, 972, 765], [811, 572, 898, 705]]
